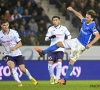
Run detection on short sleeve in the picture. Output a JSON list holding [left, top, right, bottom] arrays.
[[92, 26, 98, 34], [46, 28, 52, 37], [14, 31, 21, 42], [64, 27, 71, 36], [81, 18, 86, 23]]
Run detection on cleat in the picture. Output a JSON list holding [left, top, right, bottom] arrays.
[[58, 78, 66, 85], [55, 79, 58, 84], [18, 82, 23, 87], [30, 77, 38, 85], [50, 76, 54, 84], [34, 46, 44, 57]]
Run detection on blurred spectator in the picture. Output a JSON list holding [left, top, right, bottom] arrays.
[[38, 19, 47, 31], [21, 34, 32, 45], [11, 9, 22, 21], [25, 1, 34, 14], [28, 18, 38, 33], [13, 22, 19, 30], [14, 1, 24, 14], [78, 1, 86, 17], [32, 10, 40, 22], [22, 8, 31, 22], [35, 2, 44, 16], [86, 0, 96, 12], [66, 1, 77, 21], [40, 10, 51, 23], [21, 19, 28, 29], [18, 24, 27, 37], [72, 16, 81, 29], [26, 26, 37, 36], [3, 10, 11, 21], [96, 2, 100, 23], [60, 3, 66, 16], [37, 27, 46, 45], [29, 34, 39, 45], [0, 1, 7, 17], [27, 0, 36, 7], [95, 18, 100, 33]]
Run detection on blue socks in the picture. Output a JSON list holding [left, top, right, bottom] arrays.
[[43, 44, 58, 54], [64, 64, 73, 80]]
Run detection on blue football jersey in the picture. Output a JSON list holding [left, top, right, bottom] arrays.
[[77, 18, 98, 47]]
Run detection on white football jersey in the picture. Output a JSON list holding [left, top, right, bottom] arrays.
[[45, 25, 71, 52], [0, 29, 22, 56]]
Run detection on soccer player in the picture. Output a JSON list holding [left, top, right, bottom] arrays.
[[0, 19, 37, 87], [45, 16, 71, 84], [34, 6, 100, 85]]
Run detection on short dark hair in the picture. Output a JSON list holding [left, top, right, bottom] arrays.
[[1, 18, 9, 25], [86, 10, 96, 19], [52, 16, 60, 20]]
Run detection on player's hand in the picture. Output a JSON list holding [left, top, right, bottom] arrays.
[[10, 47, 16, 51], [49, 35, 56, 39], [67, 6, 73, 11], [86, 44, 92, 49]]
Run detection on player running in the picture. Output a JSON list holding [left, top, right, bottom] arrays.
[[0, 19, 37, 87], [45, 16, 71, 84], [34, 6, 100, 85]]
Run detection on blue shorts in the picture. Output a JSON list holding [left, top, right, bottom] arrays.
[[4, 55, 24, 66], [48, 51, 64, 62]]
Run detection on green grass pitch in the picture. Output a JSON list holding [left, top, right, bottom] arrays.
[[0, 80, 100, 90]]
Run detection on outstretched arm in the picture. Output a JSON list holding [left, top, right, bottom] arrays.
[[67, 6, 84, 20]]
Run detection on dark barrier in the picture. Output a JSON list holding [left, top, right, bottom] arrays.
[[0, 60, 100, 80]]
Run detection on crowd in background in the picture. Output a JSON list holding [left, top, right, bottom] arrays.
[[0, 0, 100, 45], [49, 0, 100, 45], [0, 0, 51, 45]]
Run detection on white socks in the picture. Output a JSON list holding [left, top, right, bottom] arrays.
[[56, 62, 62, 80], [48, 64, 54, 77], [11, 68, 21, 83], [24, 69, 32, 79], [48, 62, 62, 79]]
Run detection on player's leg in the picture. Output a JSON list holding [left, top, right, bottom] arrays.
[[48, 52, 56, 84], [58, 39, 86, 85], [34, 41, 64, 56], [4, 56, 22, 87], [55, 51, 64, 83], [15, 55, 38, 85]]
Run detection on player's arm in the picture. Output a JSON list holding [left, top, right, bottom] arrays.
[[67, 6, 84, 20], [86, 32, 100, 49], [10, 31, 22, 51], [13, 41, 22, 49], [64, 27, 72, 39], [45, 28, 56, 41]]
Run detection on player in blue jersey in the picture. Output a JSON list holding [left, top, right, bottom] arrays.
[[34, 6, 100, 85]]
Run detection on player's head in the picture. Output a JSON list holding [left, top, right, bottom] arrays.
[[1, 18, 9, 31], [52, 16, 60, 26], [85, 10, 96, 23]]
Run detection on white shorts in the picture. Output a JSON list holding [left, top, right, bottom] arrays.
[[63, 38, 86, 61]]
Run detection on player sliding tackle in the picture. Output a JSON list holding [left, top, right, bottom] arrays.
[[35, 6, 100, 85]]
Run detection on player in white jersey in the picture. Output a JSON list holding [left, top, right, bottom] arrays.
[[0, 19, 37, 87], [45, 16, 71, 84], [34, 7, 100, 85]]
